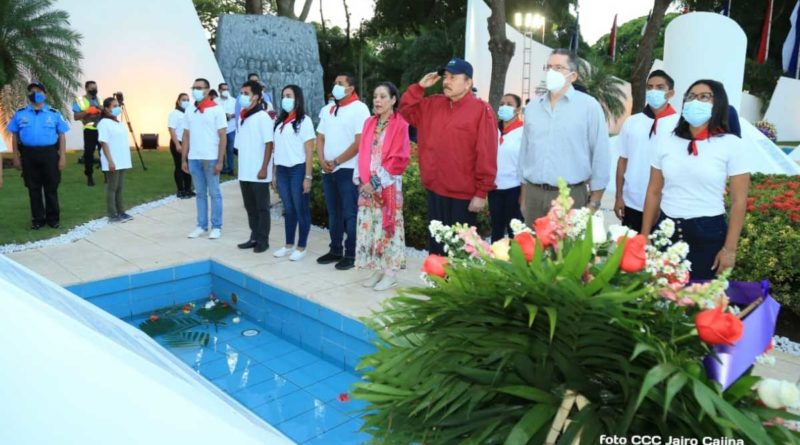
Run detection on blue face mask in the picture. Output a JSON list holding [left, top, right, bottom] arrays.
[[191, 89, 205, 102], [332, 85, 347, 100], [281, 97, 295, 113], [180, 100, 190, 110], [646, 90, 668, 109], [238, 94, 252, 108], [111, 106, 122, 117], [29, 91, 46, 104], [497, 105, 515, 122], [682, 100, 713, 127]]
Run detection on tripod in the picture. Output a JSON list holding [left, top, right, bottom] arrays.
[[117, 99, 147, 170]]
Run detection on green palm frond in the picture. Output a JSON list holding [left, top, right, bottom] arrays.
[[0, 0, 83, 130], [577, 55, 627, 122]]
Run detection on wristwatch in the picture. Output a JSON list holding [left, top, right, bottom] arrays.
[[304, 175, 312, 180], [588, 200, 601, 210], [333, 158, 340, 167]]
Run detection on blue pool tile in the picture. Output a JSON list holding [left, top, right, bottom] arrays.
[[232, 374, 302, 407], [89, 292, 130, 312], [80, 275, 131, 298], [246, 340, 301, 365], [211, 262, 245, 286], [344, 349, 366, 371], [300, 323, 323, 353], [244, 275, 263, 293], [304, 418, 370, 445], [283, 359, 344, 388], [320, 340, 346, 367], [196, 354, 243, 380], [341, 316, 368, 340], [297, 299, 319, 319], [277, 402, 351, 443], [211, 362, 275, 393], [130, 268, 174, 288], [174, 260, 211, 279], [213, 318, 264, 342], [318, 306, 344, 331], [266, 287, 299, 311], [346, 339, 377, 361], [174, 286, 214, 305], [222, 330, 283, 352], [238, 300, 267, 323], [261, 348, 319, 374], [250, 389, 324, 425], [322, 325, 351, 348], [304, 372, 362, 406]]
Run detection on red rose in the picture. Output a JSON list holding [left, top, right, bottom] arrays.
[[149, 314, 159, 322], [695, 305, 744, 346], [534, 217, 557, 248], [337, 392, 351, 402], [422, 255, 448, 278], [513, 232, 537, 262], [620, 234, 647, 273]]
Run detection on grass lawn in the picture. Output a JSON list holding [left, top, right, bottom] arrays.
[[1, 149, 181, 245]]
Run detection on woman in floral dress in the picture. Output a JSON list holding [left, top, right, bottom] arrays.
[[354, 82, 411, 291]]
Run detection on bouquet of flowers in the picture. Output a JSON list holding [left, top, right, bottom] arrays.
[[355, 180, 799, 444], [756, 120, 778, 142]]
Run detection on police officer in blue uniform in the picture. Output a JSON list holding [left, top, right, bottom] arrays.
[[7, 82, 70, 229]]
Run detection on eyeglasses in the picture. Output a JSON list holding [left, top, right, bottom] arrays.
[[685, 92, 714, 102], [543, 64, 571, 73]]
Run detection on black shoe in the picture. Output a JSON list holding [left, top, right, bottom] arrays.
[[317, 252, 343, 265], [334, 257, 355, 270], [47, 221, 60, 229], [87, 176, 95, 187], [108, 216, 123, 223], [177, 191, 185, 198], [253, 243, 269, 253], [187, 191, 197, 197], [119, 213, 133, 222], [31, 223, 44, 230], [238, 240, 257, 249]]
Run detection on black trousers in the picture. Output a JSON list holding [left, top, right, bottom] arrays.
[[240, 181, 271, 247], [83, 128, 100, 177], [427, 190, 476, 255], [622, 206, 644, 234], [169, 140, 193, 193], [20, 145, 61, 225], [666, 213, 727, 280], [488, 186, 523, 242]]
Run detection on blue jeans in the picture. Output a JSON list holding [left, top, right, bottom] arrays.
[[188, 159, 223, 229], [276, 163, 311, 248], [665, 213, 727, 280], [223, 131, 235, 173], [322, 168, 358, 258]]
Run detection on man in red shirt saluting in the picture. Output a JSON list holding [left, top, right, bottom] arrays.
[[400, 58, 498, 255]]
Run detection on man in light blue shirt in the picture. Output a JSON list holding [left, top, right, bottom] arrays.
[[518, 48, 610, 224]]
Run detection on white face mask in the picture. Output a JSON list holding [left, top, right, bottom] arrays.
[[545, 69, 569, 92], [220, 90, 230, 99]]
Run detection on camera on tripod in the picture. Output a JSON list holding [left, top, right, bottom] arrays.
[[114, 91, 124, 106]]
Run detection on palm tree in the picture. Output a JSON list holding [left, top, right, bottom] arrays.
[[576, 54, 627, 122], [0, 0, 83, 131]]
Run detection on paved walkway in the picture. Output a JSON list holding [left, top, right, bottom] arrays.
[[5, 182, 797, 382]]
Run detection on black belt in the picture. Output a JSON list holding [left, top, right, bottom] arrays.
[[19, 144, 58, 150], [530, 181, 586, 191]]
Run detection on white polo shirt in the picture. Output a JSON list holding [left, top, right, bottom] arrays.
[[97, 118, 132, 171], [215, 96, 237, 134], [652, 133, 749, 219], [167, 109, 185, 142], [274, 116, 315, 167], [316, 100, 371, 172], [183, 103, 227, 160], [495, 126, 523, 190], [235, 110, 274, 183], [619, 112, 680, 211]]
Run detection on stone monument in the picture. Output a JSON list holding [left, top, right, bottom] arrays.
[[216, 14, 325, 121]]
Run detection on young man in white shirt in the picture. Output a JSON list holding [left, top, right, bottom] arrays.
[[216, 82, 237, 175], [315, 72, 371, 270], [181, 77, 228, 240], [614, 70, 680, 233], [235, 80, 274, 253]]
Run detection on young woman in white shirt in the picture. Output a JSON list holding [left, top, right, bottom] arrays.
[[272, 84, 316, 261], [97, 97, 134, 223], [167, 93, 193, 198], [641, 79, 750, 280], [490, 93, 524, 242]]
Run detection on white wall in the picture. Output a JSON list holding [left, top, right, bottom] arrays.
[[764, 77, 800, 141], [54, 0, 224, 150], [740, 92, 763, 123]]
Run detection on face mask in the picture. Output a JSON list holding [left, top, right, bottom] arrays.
[[545, 69, 568, 92], [111, 106, 122, 117], [220, 90, 230, 99], [497, 105, 515, 122], [192, 89, 205, 102], [281, 97, 295, 113], [646, 90, 668, 109], [332, 85, 347, 100], [682, 100, 713, 127], [238, 94, 252, 108], [87, 89, 98, 96], [180, 100, 190, 110], [28, 92, 46, 104]]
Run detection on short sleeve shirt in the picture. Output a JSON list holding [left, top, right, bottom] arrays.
[[168, 109, 185, 142], [316, 100, 371, 171], [183, 103, 227, 160], [97, 118, 132, 171], [7, 105, 70, 146], [273, 117, 315, 167], [235, 111, 275, 183]]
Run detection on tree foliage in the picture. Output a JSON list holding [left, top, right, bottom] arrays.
[[577, 54, 627, 121]]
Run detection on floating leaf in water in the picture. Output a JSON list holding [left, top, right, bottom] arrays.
[[162, 331, 210, 348]]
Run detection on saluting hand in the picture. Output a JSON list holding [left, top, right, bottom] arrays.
[[418, 72, 441, 89]]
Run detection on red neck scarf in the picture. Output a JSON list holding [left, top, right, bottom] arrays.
[[500, 118, 523, 144], [196, 98, 217, 113], [649, 104, 676, 138], [330, 93, 359, 115], [280, 111, 296, 133], [687, 127, 723, 156]]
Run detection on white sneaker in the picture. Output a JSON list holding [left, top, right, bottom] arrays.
[[362, 271, 383, 288], [289, 249, 307, 262], [373, 275, 397, 292], [274, 246, 294, 258], [187, 227, 206, 239], [209, 228, 221, 239]]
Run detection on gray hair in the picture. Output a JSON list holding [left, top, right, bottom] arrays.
[[550, 48, 579, 72]]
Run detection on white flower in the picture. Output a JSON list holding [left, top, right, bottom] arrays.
[[204, 301, 216, 310], [607, 224, 637, 242], [232, 316, 240, 324], [658, 219, 675, 238], [591, 212, 606, 244], [758, 379, 800, 409]]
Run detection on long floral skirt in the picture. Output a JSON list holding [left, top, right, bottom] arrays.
[[355, 206, 406, 272]]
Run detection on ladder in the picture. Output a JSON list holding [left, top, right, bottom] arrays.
[[522, 31, 533, 103]]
